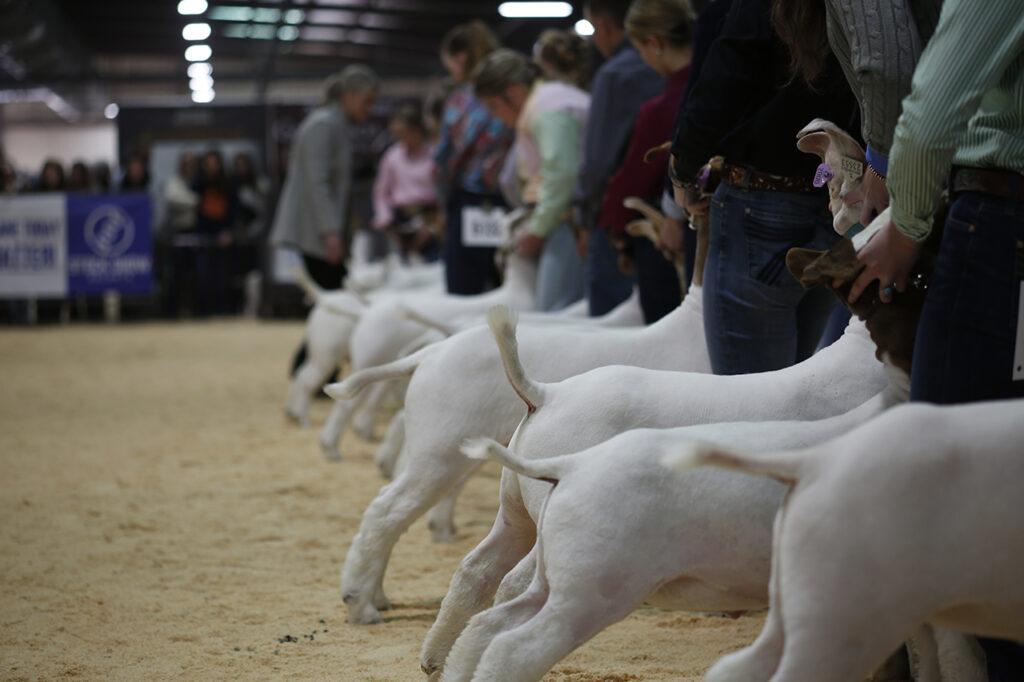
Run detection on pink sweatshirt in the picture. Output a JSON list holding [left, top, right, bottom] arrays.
[[372, 142, 439, 229]]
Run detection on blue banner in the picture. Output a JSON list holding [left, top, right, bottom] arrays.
[[66, 193, 153, 295]]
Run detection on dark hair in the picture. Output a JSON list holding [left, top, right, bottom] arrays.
[[391, 103, 427, 135], [37, 159, 65, 191], [472, 49, 543, 100], [584, 0, 633, 28], [625, 0, 696, 48], [534, 29, 589, 88], [440, 20, 501, 78], [771, 0, 830, 85]]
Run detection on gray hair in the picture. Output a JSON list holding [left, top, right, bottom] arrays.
[[472, 48, 541, 100], [323, 64, 381, 105]]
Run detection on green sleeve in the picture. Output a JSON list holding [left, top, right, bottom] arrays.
[[529, 110, 582, 239]]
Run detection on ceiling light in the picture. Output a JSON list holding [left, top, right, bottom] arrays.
[[223, 24, 249, 39], [191, 89, 215, 104], [177, 0, 208, 15], [277, 25, 300, 41], [188, 62, 213, 78], [104, 103, 119, 119], [209, 6, 254, 22], [182, 22, 212, 40], [190, 75, 214, 90], [498, 2, 572, 18], [252, 7, 281, 22], [248, 24, 276, 39], [283, 9, 305, 24], [574, 19, 594, 35], [185, 44, 213, 61]]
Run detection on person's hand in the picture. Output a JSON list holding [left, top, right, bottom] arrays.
[[682, 186, 710, 217], [324, 233, 344, 265], [516, 230, 545, 257], [858, 169, 890, 226], [657, 216, 685, 253], [845, 215, 922, 304], [575, 228, 590, 260]]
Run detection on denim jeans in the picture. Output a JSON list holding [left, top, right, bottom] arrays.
[[586, 226, 635, 316], [910, 190, 1024, 403], [703, 183, 838, 375], [443, 189, 504, 295], [634, 236, 682, 323], [536, 223, 586, 312]]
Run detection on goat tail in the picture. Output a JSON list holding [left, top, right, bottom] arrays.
[[397, 305, 459, 336], [461, 438, 569, 484], [661, 441, 805, 484], [291, 265, 326, 303], [323, 346, 431, 401], [487, 305, 545, 413]]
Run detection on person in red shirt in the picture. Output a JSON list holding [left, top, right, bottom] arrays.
[[600, 0, 695, 322]]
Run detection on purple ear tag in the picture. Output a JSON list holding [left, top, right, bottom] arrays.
[[697, 164, 711, 191], [813, 163, 834, 188]]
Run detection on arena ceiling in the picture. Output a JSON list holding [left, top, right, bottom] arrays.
[[0, 0, 586, 122]]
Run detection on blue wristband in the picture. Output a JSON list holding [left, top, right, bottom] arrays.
[[865, 145, 889, 176]]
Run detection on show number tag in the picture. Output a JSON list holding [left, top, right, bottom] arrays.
[[1014, 282, 1024, 381], [462, 206, 505, 247]]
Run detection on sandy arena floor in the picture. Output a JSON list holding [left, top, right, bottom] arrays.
[[0, 319, 764, 681]]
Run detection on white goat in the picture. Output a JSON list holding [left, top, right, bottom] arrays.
[[418, 304, 889, 676], [668, 399, 1024, 682]]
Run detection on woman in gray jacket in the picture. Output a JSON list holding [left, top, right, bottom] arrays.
[[270, 64, 379, 289]]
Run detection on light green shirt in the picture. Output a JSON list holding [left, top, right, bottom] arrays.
[[529, 110, 583, 239], [888, 0, 1024, 241]]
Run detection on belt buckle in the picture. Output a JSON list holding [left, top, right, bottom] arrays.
[[732, 166, 747, 187]]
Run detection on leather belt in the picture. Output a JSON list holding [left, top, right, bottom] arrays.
[[721, 163, 816, 193], [952, 167, 1024, 202]]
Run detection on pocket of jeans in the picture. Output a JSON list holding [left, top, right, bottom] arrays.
[[742, 205, 820, 286]]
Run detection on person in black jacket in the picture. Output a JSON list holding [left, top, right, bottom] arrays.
[[670, 0, 859, 375]]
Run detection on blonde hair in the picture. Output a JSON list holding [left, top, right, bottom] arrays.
[[533, 29, 589, 89], [472, 49, 541, 99], [440, 20, 501, 80], [624, 0, 696, 48]]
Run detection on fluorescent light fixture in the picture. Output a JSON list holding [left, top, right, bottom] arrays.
[[185, 44, 213, 61], [249, 24, 276, 39], [300, 26, 347, 42], [177, 0, 208, 15], [252, 7, 281, 22], [188, 62, 213, 78], [307, 9, 356, 25], [209, 6, 254, 21], [182, 22, 212, 40], [190, 75, 214, 90], [191, 89, 215, 104], [574, 18, 594, 35], [283, 8, 305, 24], [223, 24, 249, 38], [277, 25, 300, 41], [104, 103, 120, 119], [498, 2, 572, 18]]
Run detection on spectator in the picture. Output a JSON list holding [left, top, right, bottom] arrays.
[[231, 152, 270, 238], [474, 47, 590, 311], [118, 153, 150, 192], [670, 0, 858, 375], [269, 64, 380, 291], [67, 161, 93, 193], [577, 0, 665, 316], [372, 105, 441, 261], [191, 149, 239, 316], [164, 152, 199, 235], [600, 0, 695, 323], [434, 20, 515, 295], [33, 159, 65, 193], [92, 162, 112, 193]]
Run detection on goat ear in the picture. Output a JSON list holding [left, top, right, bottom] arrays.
[[795, 130, 830, 158], [785, 247, 827, 287], [643, 141, 672, 164]]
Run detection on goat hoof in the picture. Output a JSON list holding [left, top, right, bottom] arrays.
[[320, 441, 341, 462], [353, 423, 376, 441]]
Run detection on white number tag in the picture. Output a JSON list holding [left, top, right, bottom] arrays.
[[1014, 281, 1024, 381], [461, 206, 505, 247]]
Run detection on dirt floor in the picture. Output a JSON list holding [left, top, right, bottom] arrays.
[[0, 319, 764, 681]]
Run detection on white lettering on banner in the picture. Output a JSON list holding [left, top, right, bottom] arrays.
[[0, 195, 68, 297], [1014, 281, 1024, 381], [461, 206, 506, 247]]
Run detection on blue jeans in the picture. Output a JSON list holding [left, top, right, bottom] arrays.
[[536, 223, 586, 312], [703, 183, 838, 375], [443, 189, 503, 295], [910, 190, 1024, 403], [586, 226, 635, 316], [634, 236, 682, 323]]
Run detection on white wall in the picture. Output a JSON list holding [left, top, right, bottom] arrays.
[[2, 122, 118, 176]]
